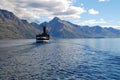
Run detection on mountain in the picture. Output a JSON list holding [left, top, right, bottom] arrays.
[[31, 22, 42, 31], [44, 17, 82, 38], [32, 17, 120, 38], [1, 9, 120, 39], [0, 9, 39, 39]]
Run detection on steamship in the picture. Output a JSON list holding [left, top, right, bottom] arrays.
[[36, 26, 50, 43]]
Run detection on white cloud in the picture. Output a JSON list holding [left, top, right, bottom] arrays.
[[0, 0, 85, 20], [102, 26, 120, 29], [72, 19, 120, 29], [80, 3, 84, 7], [80, 18, 106, 25], [98, 0, 109, 2], [88, 8, 99, 15], [99, 0, 106, 2], [53, 6, 85, 18]]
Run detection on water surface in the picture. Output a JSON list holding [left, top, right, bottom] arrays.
[[0, 39, 120, 80]]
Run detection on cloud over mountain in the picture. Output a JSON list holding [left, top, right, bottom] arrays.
[[0, 0, 85, 19], [80, 18, 106, 25]]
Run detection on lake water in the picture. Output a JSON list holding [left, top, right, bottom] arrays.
[[0, 39, 120, 80]]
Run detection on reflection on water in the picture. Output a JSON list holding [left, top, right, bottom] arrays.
[[0, 39, 120, 80]]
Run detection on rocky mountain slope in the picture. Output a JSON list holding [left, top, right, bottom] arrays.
[[32, 17, 120, 38], [0, 9, 39, 39], [1, 9, 120, 39]]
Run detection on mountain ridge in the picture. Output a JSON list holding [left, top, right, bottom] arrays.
[[32, 17, 120, 38], [0, 9, 39, 39], [0, 9, 120, 39]]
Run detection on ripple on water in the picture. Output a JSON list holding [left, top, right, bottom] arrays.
[[0, 39, 120, 80]]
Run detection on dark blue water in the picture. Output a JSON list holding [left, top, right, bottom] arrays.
[[0, 39, 120, 80]]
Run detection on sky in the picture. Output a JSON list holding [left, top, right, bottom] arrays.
[[0, 0, 120, 28]]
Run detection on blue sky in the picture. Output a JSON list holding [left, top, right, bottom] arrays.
[[0, 0, 120, 28], [72, 0, 120, 27]]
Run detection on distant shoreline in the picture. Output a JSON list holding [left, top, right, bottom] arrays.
[[1, 37, 120, 40]]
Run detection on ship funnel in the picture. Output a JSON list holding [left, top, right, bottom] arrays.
[[43, 26, 46, 34]]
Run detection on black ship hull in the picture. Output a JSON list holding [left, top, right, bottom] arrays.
[[36, 36, 49, 43], [36, 39, 49, 43]]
